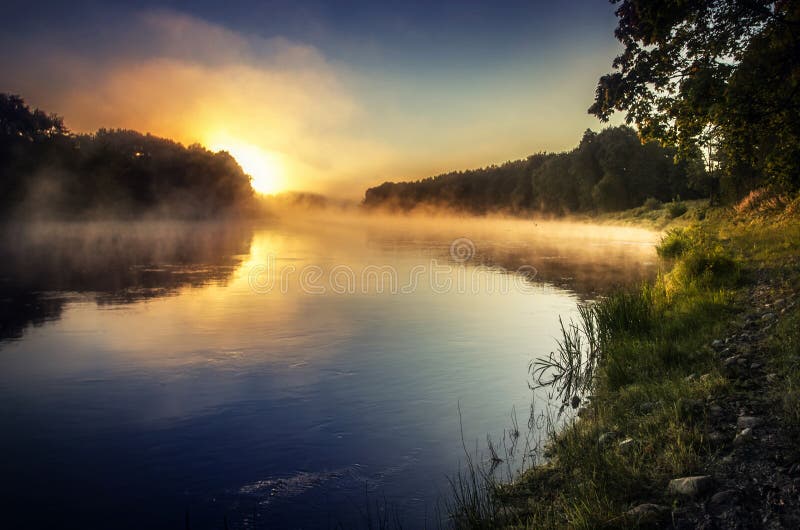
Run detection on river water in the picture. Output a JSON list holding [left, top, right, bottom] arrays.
[[0, 214, 657, 529]]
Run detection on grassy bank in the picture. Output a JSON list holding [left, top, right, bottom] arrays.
[[456, 193, 800, 528]]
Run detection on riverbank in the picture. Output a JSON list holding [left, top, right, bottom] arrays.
[[468, 193, 800, 528]]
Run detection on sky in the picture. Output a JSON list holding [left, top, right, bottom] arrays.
[[0, 0, 623, 197]]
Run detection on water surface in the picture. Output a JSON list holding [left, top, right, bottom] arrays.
[[0, 215, 657, 528]]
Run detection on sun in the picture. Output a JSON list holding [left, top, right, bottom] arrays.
[[208, 137, 285, 195]]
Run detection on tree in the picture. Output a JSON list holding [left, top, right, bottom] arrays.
[[362, 125, 699, 214], [590, 0, 800, 195], [0, 94, 256, 219], [0, 94, 67, 140]]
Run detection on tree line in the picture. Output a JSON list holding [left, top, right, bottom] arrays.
[[363, 126, 709, 215], [0, 94, 255, 219]]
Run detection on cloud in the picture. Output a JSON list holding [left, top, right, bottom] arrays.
[[0, 9, 398, 195]]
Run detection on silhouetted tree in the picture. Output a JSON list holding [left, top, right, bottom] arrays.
[[590, 0, 800, 197], [0, 94, 255, 219], [364, 125, 702, 214]]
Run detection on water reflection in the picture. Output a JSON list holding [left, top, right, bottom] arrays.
[[0, 214, 659, 529], [0, 222, 253, 342], [0, 216, 656, 345]]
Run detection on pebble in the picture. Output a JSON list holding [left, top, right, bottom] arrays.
[[707, 489, 738, 516], [751, 362, 762, 370], [618, 438, 635, 453], [737, 416, 762, 429], [708, 431, 727, 445], [625, 503, 669, 524], [734, 428, 754, 445], [724, 355, 739, 367], [668, 475, 714, 497]]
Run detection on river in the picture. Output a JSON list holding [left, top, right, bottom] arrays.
[[0, 214, 657, 529]]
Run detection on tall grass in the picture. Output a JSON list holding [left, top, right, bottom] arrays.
[[657, 228, 692, 258], [450, 220, 744, 528]]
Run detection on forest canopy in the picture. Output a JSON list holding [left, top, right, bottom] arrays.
[[0, 94, 255, 219], [363, 125, 708, 215], [590, 0, 800, 197]]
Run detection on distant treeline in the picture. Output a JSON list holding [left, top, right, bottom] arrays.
[[0, 94, 255, 219], [364, 126, 711, 215]]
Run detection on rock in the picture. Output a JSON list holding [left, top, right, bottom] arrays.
[[700, 373, 712, 383], [750, 362, 762, 370], [762, 312, 776, 321], [708, 404, 724, 417], [707, 489, 738, 516], [734, 428, 754, 446], [598, 431, 618, 447], [766, 372, 779, 383], [680, 398, 703, 415], [723, 355, 739, 367], [625, 503, 669, 525], [707, 431, 727, 445], [737, 416, 762, 429], [668, 475, 714, 497], [712, 339, 723, 348], [685, 373, 698, 382], [709, 489, 737, 504]]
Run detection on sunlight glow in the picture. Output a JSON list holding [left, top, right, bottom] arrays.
[[208, 136, 285, 195]]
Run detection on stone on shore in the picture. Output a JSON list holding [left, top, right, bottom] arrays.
[[668, 476, 714, 497], [625, 503, 669, 525], [737, 416, 762, 429]]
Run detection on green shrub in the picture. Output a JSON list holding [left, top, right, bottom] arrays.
[[643, 197, 662, 211], [667, 201, 688, 218], [670, 247, 740, 288], [657, 228, 692, 258]]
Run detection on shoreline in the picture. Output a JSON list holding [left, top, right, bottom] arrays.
[[460, 197, 800, 528]]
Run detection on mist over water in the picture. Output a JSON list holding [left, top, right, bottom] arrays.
[[0, 213, 657, 528]]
